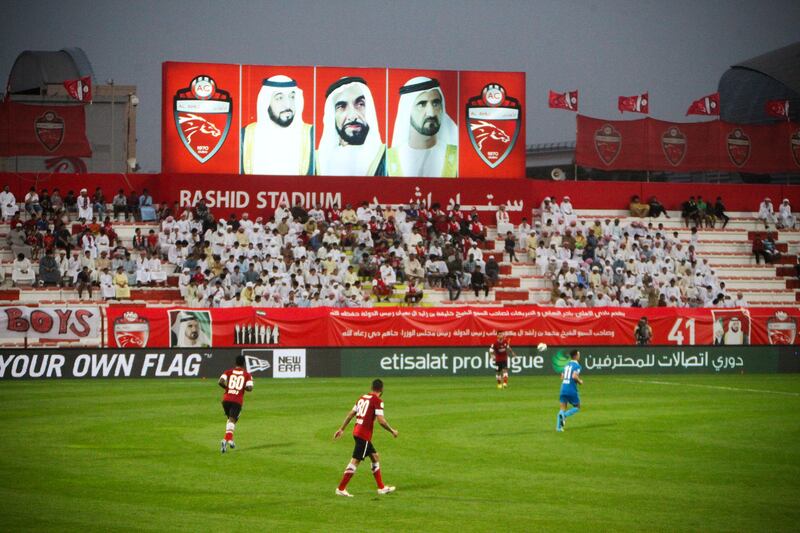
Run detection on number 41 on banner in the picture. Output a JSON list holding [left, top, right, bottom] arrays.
[[668, 318, 696, 345]]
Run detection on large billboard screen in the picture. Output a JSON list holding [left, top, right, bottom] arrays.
[[162, 62, 525, 178]]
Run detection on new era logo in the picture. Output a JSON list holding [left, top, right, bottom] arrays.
[[244, 355, 271, 373]]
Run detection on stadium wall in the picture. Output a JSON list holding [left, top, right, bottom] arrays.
[[1, 345, 798, 380], [2, 173, 799, 220]]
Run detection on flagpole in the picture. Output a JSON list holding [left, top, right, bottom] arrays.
[[574, 112, 578, 181], [110, 80, 115, 173]]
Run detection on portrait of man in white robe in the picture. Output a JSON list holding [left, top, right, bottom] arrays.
[[387, 77, 458, 177], [316, 76, 385, 176], [241, 75, 314, 175], [169, 310, 212, 348]]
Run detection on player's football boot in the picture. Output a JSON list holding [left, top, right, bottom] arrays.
[[220, 439, 227, 453], [377, 486, 396, 495], [497, 383, 502, 389], [335, 489, 354, 497], [502, 383, 508, 389], [229, 440, 236, 450]]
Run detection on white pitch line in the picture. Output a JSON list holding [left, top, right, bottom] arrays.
[[618, 378, 800, 397]]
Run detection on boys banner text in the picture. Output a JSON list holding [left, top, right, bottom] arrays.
[[105, 306, 800, 348], [1, 306, 101, 341]]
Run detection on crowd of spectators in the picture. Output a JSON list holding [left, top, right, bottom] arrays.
[[157, 198, 504, 307], [2, 185, 164, 299], [532, 195, 749, 308], [1, 186, 795, 308], [1, 185, 509, 307]]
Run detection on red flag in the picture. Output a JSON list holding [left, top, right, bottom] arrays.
[[618, 92, 649, 114], [64, 76, 92, 103], [686, 92, 720, 116], [549, 90, 578, 111], [0, 101, 92, 156], [765, 99, 790, 120]]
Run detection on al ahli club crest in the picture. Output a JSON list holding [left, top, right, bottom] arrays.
[[466, 84, 521, 168], [173, 75, 232, 163]]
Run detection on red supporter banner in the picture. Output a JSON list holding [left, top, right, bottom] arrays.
[[105, 306, 800, 348], [0, 102, 91, 157], [162, 61, 525, 178], [0, 305, 101, 341], [577, 115, 800, 174]]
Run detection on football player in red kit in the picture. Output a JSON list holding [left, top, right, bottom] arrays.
[[333, 379, 398, 497], [490, 331, 516, 389], [218, 355, 253, 453]]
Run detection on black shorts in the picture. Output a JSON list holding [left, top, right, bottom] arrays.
[[352, 436, 376, 460], [495, 359, 508, 372], [222, 401, 242, 421]]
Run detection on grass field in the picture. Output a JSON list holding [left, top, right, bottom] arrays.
[[1, 374, 799, 532]]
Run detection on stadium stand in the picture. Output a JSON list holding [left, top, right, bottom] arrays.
[[1, 186, 799, 326]]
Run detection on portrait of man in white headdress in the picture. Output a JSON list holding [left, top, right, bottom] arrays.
[[713, 312, 750, 345], [387, 77, 458, 177], [170, 310, 212, 348], [316, 76, 385, 176], [241, 75, 314, 175]]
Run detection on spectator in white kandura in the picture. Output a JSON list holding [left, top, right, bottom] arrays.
[[77, 188, 93, 220], [560, 196, 577, 226], [758, 197, 776, 229], [148, 254, 167, 285], [99, 267, 115, 300], [733, 292, 748, 307], [0, 185, 18, 220], [495, 204, 513, 235], [12, 253, 35, 286], [81, 230, 98, 259], [778, 199, 796, 230]]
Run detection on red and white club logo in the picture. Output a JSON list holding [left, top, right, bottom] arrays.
[[173, 75, 233, 163], [34, 111, 65, 152], [767, 311, 796, 345], [466, 83, 521, 168], [594, 124, 622, 165], [726, 128, 751, 167], [661, 126, 687, 166], [113, 311, 150, 348], [482, 84, 506, 107], [191, 76, 215, 100]]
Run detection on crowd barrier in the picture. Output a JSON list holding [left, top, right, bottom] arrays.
[[3, 172, 800, 220]]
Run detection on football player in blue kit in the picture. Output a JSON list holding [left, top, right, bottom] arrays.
[[557, 350, 583, 432]]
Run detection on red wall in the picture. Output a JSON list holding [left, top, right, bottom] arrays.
[[1, 173, 795, 220]]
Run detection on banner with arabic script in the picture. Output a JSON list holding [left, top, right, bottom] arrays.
[[104, 306, 800, 348], [339, 345, 786, 377], [157, 171, 531, 222]]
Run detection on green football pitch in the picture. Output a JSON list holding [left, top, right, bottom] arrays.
[[1, 375, 799, 532]]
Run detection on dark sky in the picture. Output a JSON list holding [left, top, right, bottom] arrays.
[[3, 0, 799, 171]]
